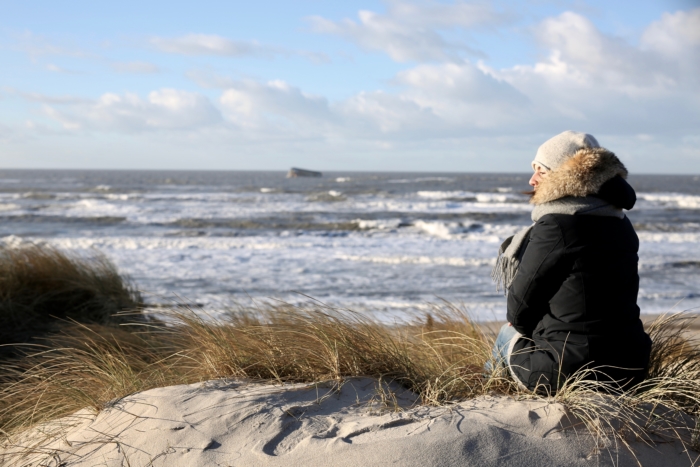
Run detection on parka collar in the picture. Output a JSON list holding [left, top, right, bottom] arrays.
[[531, 147, 629, 206]]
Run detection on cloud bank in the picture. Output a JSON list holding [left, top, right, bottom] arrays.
[[307, 1, 509, 61], [12, 3, 700, 170]]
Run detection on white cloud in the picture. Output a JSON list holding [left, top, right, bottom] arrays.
[[339, 90, 442, 135], [641, 8, 700, 55], [308, 0, 509, 62], [474, 9, 700, 137], [214, 70, 516, 141], [11, 31, 92, 59], [111, 61, 160, 74], [41, 89, 222, 132], [45, 63, 83, 74], [150, 33, 330, 63], [640, 8, 700, 85], [20, 92, 91, 105], [394, 62, 528, 125], [529, 12, 669, 91], [151, 34, 268, 57], [215, 78, 440, 139], [219, 80, 337, 137]]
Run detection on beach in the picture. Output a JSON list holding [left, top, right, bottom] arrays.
[[1, 170, 700, 466], [3, 377, 698, 467]]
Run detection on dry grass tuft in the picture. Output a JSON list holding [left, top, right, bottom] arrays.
[[0, 244, 143, 355], [0, 301, 511, 435], [172, 301, 515, 404], [0, 304, 699, 462]]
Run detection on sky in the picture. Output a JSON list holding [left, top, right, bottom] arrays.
[[1, 0, 699, 173]]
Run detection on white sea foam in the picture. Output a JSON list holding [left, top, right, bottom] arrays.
[[417, 190, 478, 200], [354, 219, 404, 230], [336, 254, 494, 267], [388, 177, 452, 184], [1, 235, 29, 248], [638, 193, 700, 209], [413, 220, 469, 239], [637, 232, 700, 243], [418, 191, 526, 204]]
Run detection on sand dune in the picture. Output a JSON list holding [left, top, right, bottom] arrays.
[[2, 378, 697, 466]]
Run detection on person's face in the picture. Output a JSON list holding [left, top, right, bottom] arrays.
[[529, 165, 548, 188]]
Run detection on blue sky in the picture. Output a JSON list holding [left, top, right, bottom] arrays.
[[1, 0, 699, 172]]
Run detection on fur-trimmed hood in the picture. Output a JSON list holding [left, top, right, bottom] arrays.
[[531, 147, 628, 205]]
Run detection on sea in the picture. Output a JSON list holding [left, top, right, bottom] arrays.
[[1, 170, 699, 321]]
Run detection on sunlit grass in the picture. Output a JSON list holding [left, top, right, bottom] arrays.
[[0, 243, 143, 357], [0, 243, 698, 463]]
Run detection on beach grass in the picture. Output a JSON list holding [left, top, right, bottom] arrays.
[[0, 244, 143, 357], [1, 305, 699, 453], [0, 244, 698, 459], [0, 302, 512, 436]]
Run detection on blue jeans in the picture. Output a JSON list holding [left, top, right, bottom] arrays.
[[484, 324, 519, 373]]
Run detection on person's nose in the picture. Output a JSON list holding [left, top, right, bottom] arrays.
[[529, 172, 538, 187]]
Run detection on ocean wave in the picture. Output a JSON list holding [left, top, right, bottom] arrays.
[[417, 191, 475, 200], [336, 254, 494, 267], [306, 191, 346, 202], [387, 177, 453, 184], [21, 192, 56, 200], [0, 203, 19, 211], [354, 219, 406, 230], [637, 232, 700, 243], [638, 193, 700, 209], [475, 193, 526, 203], [167, 217, 360, 232], [639, 259, 700, 270], [413, 220, 482, 238], [666, 261, 700, 268], [35, 236, 305, 251], [633, 222, 700, 232], [0, 214, 127, 224], [417, 191, 527, 203]]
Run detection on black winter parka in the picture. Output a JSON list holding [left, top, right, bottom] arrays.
[[507, 149, 652, 393]]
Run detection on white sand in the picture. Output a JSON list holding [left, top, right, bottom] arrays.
[[2, 378, 697, 466]]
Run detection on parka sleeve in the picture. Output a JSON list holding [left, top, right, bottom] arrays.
[[507, 215, 570, 336]]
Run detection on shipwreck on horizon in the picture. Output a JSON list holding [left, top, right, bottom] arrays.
[[287, 167, 322, 178]]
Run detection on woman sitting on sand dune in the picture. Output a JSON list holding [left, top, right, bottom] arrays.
[[490, 130, 652, 393]]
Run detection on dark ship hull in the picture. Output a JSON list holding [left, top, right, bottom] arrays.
[[287, 167, 322, 178]]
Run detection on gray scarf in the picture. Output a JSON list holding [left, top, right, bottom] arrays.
[[491, 196, 624, 294]]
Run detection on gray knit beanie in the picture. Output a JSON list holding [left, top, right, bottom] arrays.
[[532, 131, 600, 172]]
